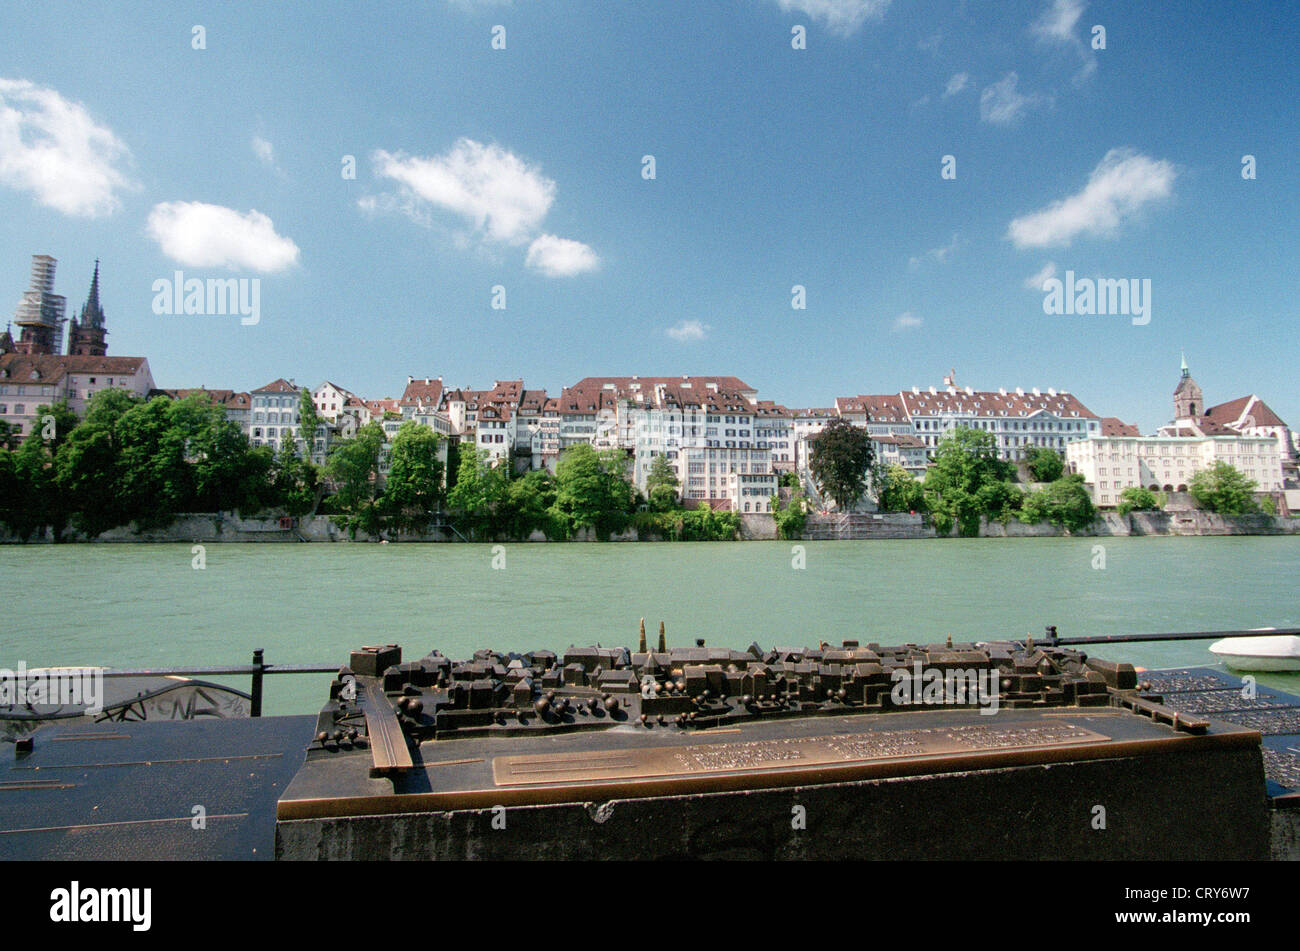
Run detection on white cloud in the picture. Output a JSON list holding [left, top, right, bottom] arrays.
[[1007, 148, 1176, 249], [526, 233, 599, 277], [908, 233, 961, 270], [769, 0, 891, 36], [943, 72, 969, 97], [367, 138, 599, 277], [667, 320, 709, 342], [251, 136, 275, 166], [979, 72, 1050, 125], [1024, 261, 1057, 290], [146, 201, 300, 272], [0, 78, 135, 217], [892, 311, 922, 331], [370, 139, 555, 244], [1032, 0, 1097, 83], [1033, 0, 1084, 42]]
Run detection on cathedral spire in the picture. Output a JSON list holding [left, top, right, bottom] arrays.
[[67, 259, 108, 356], [80, 259, 104, 329], [1180, 350, 1188, 377]]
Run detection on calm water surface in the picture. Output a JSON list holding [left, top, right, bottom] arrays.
[[3, 537, 1297, 715]]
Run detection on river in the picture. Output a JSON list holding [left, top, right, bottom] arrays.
[[3, 537, 1297, 714]]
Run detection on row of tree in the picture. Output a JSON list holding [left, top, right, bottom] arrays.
[[869, 429, 1268, 534], [871, 430, 1097, 535], [0, 390, 1271, 542], [0, 390, 746, 542]]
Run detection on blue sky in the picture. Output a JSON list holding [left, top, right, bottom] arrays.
[[0, 0, 1296, 432]]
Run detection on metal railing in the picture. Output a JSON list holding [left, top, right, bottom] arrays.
[[81, 628, 1300, 716], [96, 649, 338, 717]]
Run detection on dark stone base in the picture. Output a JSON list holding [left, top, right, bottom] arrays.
[[276, 746, 1269, 860]]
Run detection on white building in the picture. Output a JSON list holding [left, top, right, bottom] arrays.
[[681, 446, 772, 504], [1066, 360, 1287, 505], [896, 384, 1100, 460], [728, 470, 779, 513], [1066, 433, 1283, 505], [314, 380, 367, 424], [249, 378, 305, 451]]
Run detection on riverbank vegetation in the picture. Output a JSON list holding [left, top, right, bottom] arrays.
[[0, 393, 1278, 542], [0, 390, 749, 542]]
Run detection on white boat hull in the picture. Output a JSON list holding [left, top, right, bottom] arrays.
[[1209, 635, 1300, 672]]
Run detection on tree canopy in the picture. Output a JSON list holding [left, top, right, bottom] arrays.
[[1024, 447, 1064, 483], [922, 427, 1021, 536], [809, 418, 874, 512], [873, 462, 926, 513], [1019, 473, 1097, 533], [1189, 462, 1259, 515]]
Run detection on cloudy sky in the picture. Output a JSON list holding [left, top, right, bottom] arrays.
[[0, 1, 1295, 431]]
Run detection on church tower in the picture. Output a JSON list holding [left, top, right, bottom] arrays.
[[12, 254, 66, 355], [67, 260, 108, 356], [1173, 352, 1202, 419]]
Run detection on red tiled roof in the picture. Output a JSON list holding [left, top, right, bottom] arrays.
[[1100, 417, 1140, 437], [151, 387, 249, 410], [569, 375, 757, 395], [835, 394, 909, 422], [1205, 395, 1287, 429], [0, 353, 147, 384], [898, 388, 1097, 420], [253, 378, 298, 394]]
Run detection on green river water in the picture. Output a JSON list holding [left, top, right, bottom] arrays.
[[2, 537, 1297, 715]]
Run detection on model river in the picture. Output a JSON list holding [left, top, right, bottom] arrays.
[[3, 536, 1297, 715]]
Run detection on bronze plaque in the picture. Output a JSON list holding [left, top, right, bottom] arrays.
[[493, 721, 1109, 787]]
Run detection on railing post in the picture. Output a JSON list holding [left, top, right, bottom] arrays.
[[251, 648, 265, 718]]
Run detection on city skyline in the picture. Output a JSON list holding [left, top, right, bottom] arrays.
[[1, 1, 1296, 434]]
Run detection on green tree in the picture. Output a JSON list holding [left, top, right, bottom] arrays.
[[922, 427, 1021, 536], [171, 395, 273, 514], [772, 490, 808, 539], [2, 433, 60, 540], [1189, 462, 1259, 515], [324, 421, 385, 534], [1024, 447, 1064, 483], [550, 444, 635, 538], [297, 388, 324, 461], [273, 432, 319, 518], [0, 420, 21, 451], [31, 399, 79, 454], [500, 468, 559, 539], [48, 389, 140, 536], [1115, 486, 1161, 516], [447, 446, 510, 534], [1019, 473, 1098, 532], [874, 463, 926, 513], [808, 417, 874, 512], [382, 422, 446, 532], [53, 413, 122, 537], [645, 454, 680, 512], [112, 396, 195, 529]]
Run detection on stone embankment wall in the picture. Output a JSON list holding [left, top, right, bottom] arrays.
[[800, 511, 1300, 540], [3, 510, 1298, 543]]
